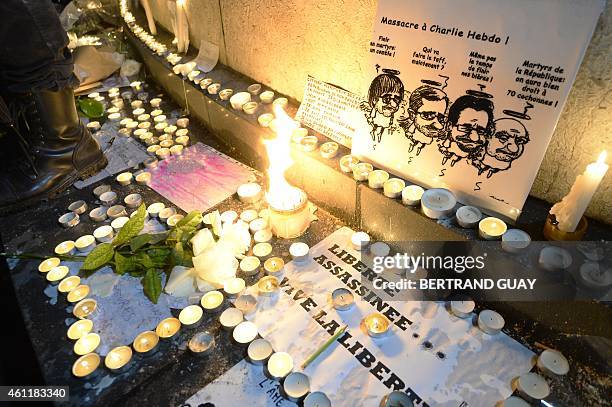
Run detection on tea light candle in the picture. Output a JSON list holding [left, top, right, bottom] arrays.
[[111, 99, 124, 109], [478, 217, 507, 240], [538, 246, 572, 271], [284, 372, 310, 402], [170, 144, 184, 156], [247, 338, 272, 365], [55, 241, 76, 256], [267, 352, 293, 380], [449, 300, 475, 318], [368, 169, 389, 189], [126, 121, 138, 131], [118, 128, 132, 137], [164, 125, 177, 135], [67, 319, 93, 340], [477, 309, 504, 334], [351, 231, 370, 251], [122, 193, 142, 209], [72, 353, 100, 378], [175, 135, 190, 146], [74, 332, 100, 355], [93, 225, 114, 243], [156, 147, 170, 159], [147, 145, 161, 155], [201, 291, 224, 312], [86, 121, 101, 131], [68, 200, 88, 215], [46, 266, 70, 283], [320, 141, 339, 159], [134, 172, 151, 186], [154, 122, 167, 133], [176, 117, 189, 128], [180, 305, 204, 327], [273, 97, 289, 108], [38, 257, 60, 273], [253, 242, 272, 259], [89, 206, 108, 222], [537, 349, 569, 376], [111, 216, 130, 232], [304, 392, 331, 407], [188, 331, 216, 356], [58, 275, 81, 293], [383, 178, 405, 199], [249, 218, 269, 233], [116, 172, 133, 186], [105, 346, 132, 371], [381, 392, 414, 407], [147, 202, 165, 217], [224, 278, 246, 298], [332, 287, 355, 311], [237, 209, 257, 223], [235, 293, 258, 316], [220, 210, 238, 224], [300, 135, 319, 152], [159, 207, 177, 223], [364, 313, 391, 338], [340, 155, 359, 173], [150, 98, 162, 107], [515, 372, 550, 400], [258, 113, 274, 127], [208, 83, 221, 94], [264, 257, 284, 279], [132, 107, 145, 117], [231, 320, 258, 345], [370, 241, 390, 258], [58, 212, 80, 228], [502, 229, 531, 253], [108, 112, 122, 121], [243, 101, 259, 115], [220, 307, 244, 330], [240, 256, 261, 276], [156, 317, 181, 339], [99, 191, 118, 206], [456, 206, 482, 228], [167, 214, 184, 227], [247, 83, 262, 95], [289, 242, 309, 263], [144, 157, 158, 168], [500, 397, 530, 407], [421, 188, 456, 219], [254, 229, 273, 243], [93, 184, 111, 198], [73, 298, 97, 319], [107, 205, 127, 220], [260, 90, 275, 104], [257, 276, 280, 297], [133, 331, 159, 354], [159, 140, 174, 149], [237, 182, 263, 203], [137, 114, 151, 123], [67, 285, 90, 303], [352, 162, 373, 181]]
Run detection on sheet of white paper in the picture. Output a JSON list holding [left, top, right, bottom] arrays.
[[352, 0, 604, 220], [192, 39, 219, 73], [185, 227, 533, 407]]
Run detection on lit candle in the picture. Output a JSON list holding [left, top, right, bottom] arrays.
[[239, 256, 261, 276], [501, 229, 531, 253], [515, 372, 550, 400], [267, 352, 293, 380], [240, 209, 258, 223], [175, 0, 189, 53], [383, 178, 405, 199], [289, 242, 309, 263], [38, 257, 60, 273], [339, 155, 359, 173], [105, 346, 133, 371], [237, 183, 263, 203], [537, 349, 569, 376], [167, 214, 184, 227], [421, 188, 456, 219], [234, 294, 258, 316], [67, 285, 90, 303], [75, 235, 96, 253], [368, 169, 389, 189], [500, 397, 530, 407], [72, 353, 100, 378], [116, 172, 133, 186], [58, 276, 81, 293], [54, 241, 75, 256], [351, 231, 370, 251], [233, 321, 259, 344], [449, 300, 475, 318], [200, 291, 224, 313], [264, 257, 284, 279], [401, 185, 424, 206], [320, 141, 339, 159], [456, 206, 483, 229], [304, 392, 331, 407], [47, 266, 70, 283], [223, 278, 246, 298], [133, 331, 159, 354], [74, 332, 100, 355], [363, 313, 391, 338], [477, 309, 504, 334], [257, 276, 280, 297], [188, 331, 215, 355], [550, 151, 608, 232], [283, 372, 310, 402], [352, 162, 373, 181], [73, 298, 97, 319], [247, 338, 272, 365], [93, 225, 114, 243], [478, 217, 507, 240], [156, 317, 181, 339], [67, 319, 93, 340], [332, 287, 355, 311], [147, 202, 165, 218], [252, 242, 272, 259], [219, 307, 244, 330], [179, 305, 203, 326]]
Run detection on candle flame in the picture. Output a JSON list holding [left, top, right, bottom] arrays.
[[264, 105, 304, 210], [597, 151, 607, 164]]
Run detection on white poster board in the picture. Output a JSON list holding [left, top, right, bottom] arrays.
[[351, 0, 604, 220]]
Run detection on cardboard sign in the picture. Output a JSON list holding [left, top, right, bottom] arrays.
[[352, 0, 604, 220]]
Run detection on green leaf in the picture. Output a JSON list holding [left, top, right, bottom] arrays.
[[130, 234, 152, 252], [113, 204, 146, 247], [142, 269, 162, 304], [175, 210, 203, 231], [81, 243, 114, 271], [78, 98, 105, 118], [149, 232, 169, 245], [172, 242, 184, 266], [114, 251, 135, 275], [136, 253, 155, 269]]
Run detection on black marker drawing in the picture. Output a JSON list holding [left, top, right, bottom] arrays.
[[474, 118, 530, 178], [361, 69, 404, 146]]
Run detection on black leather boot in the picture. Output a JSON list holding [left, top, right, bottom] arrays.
[[0, 87, 107, 213]]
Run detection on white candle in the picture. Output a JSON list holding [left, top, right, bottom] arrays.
[[502, 229, 531, 253], [240, 256, 261, 276], [220, 210, 238, 224], [179, 305, 203, 325], [352, 162, 373, 181], [133, 331, 159, 353], [364, 313, 391, 338], [54, 241, 75, 256], [235, 294, 258, 316], [289, 242, 309, 263], [401, 185, 424, 206], [320, 142, 339, 159], [421, 188, 456, 219], [370, 241, 390, 258], [267, 352, 293, 379], [368, 170, 389, 189], [73, 298, 97, 319], [233, 321, 259, 344], [456, 206, 482, 228], [550, 151, 608, 232], [240, 209, 258, 223], [74, 333, 100, 355], [304, 392, 331, 407], [383, 178, 405, 198], [515, 372, 550, 400], [538, 246, 572, 272], [175, 0, 189, 53], [254, 229, 273, 243], [257, 276, 280, 297], [283, 372, 310, 401], [201, 291, 224, 312], [477, 309, 504, 334], [351, 231, 370, 251], [237, 183, 262, 203], [449, 300, 475, 318], [339, 155, 359, 173], [72, 353, 100, 378], [500, 396, 530, 407], [579, 262, 612, 290], [478, 217, 507, 240], [537, 349, 569, 376], [219, 307, 244, 330], [264, 257, 284, 278], [223, 278, 246, 298], [47, 265, 70, 282], [247, 338, 273, 365], [252, 242, 272, 259]]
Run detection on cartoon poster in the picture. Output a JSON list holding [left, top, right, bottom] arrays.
[[352, 0, 604, 220]]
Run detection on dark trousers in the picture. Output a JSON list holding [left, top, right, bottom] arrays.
[[0, 0, 77, 93]]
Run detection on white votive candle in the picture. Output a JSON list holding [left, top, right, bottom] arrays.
[[240, 256, 261, 276], [220, 307, 244, 330], [201, 291, 224, 313], [67, 285, 90, 303], [352, 162, 373, 181], [252, 242, 272, 259], [179, 305, 204, 326], [254, 229, 273, 243], [74, 332, 100, 355], [233, 321, 259, 344], [264, 257, 284, 278], [267, 352, 293, 380], [133, 331, 159, 353], [478, 217, 507, 240], [73, 298, 97, 319], [477, 309, 504, 334], [538, 246, 573, 272], [456, 206, 482, 228], [189, 331, 215, 355], [257, 276, 280, 297], [224, 278, 246, 298], [235, 293, 258, 316], [401, 185, 424, 206], [55, 241, 76, 256], [421, 188, 456, 219]]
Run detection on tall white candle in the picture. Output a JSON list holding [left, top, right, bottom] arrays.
[[550, 151, 608, 232], [176, 0, 189, 53], [141, 0, 157, 35]]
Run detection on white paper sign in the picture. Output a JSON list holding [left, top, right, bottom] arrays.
[[185, 227, 533, 407], [192, 39, 219, 73], [296, 76, 363, 148], [352, 0, 604, 220]]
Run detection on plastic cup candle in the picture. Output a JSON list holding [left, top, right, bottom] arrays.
[[264, 257, 284, 278], [54, 241, 75, 256], [133, 331, 159, 354], [74, 332, 100, 355], [449, 300, 475, 318], [156, 317, 181, 339], [351, 231, 370, 251], [515, 372, 550, 400], [73, 298, 97, 319], [58, 275, 81, 293], [364, 313, 391, 338], [383, 178, 405, 199], [235, 294, 257, 316], [477, 309, 505, 334], [502, 229, 531, 253], [47, 266, 69, 282], [320, 141, 339, 159], [105, 346, 132, 371], [224, 278, 246, 298], [252, 242, 272, 259], [456, 206, 483, 228], [352, 162, 373, 181], [537, 349, 569, 376], [72, 353, 100, 378], [267, 352, 293, 380], [179, 305, 204, 326], [339, 155, 359, 173], [283, 372, 310, 402], [247, 338, 272, 365], [257, 276, 280, 297], [368, 169, 389, 189], [478, 217, 507, 240], [67, 285, 90, 303], [332, 287, 355, 311], [38, 257, 60, 273], [289, 242, 309, 263], [401, 185, 424, 206], [220, 307, 244, 330], [254, 229, 273, 243], [237, 182, 262, 203], [67, 319, 93, 340], [201, 291, 224, 312], [421, 188, 456, 219], [239, 256, 261, 277]]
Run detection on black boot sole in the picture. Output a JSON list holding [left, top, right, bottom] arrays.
[[0, 154, 108, 217]]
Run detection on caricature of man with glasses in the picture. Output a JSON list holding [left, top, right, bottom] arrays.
[[361, 71, 404, 146], [400, 85, 449, 155]]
